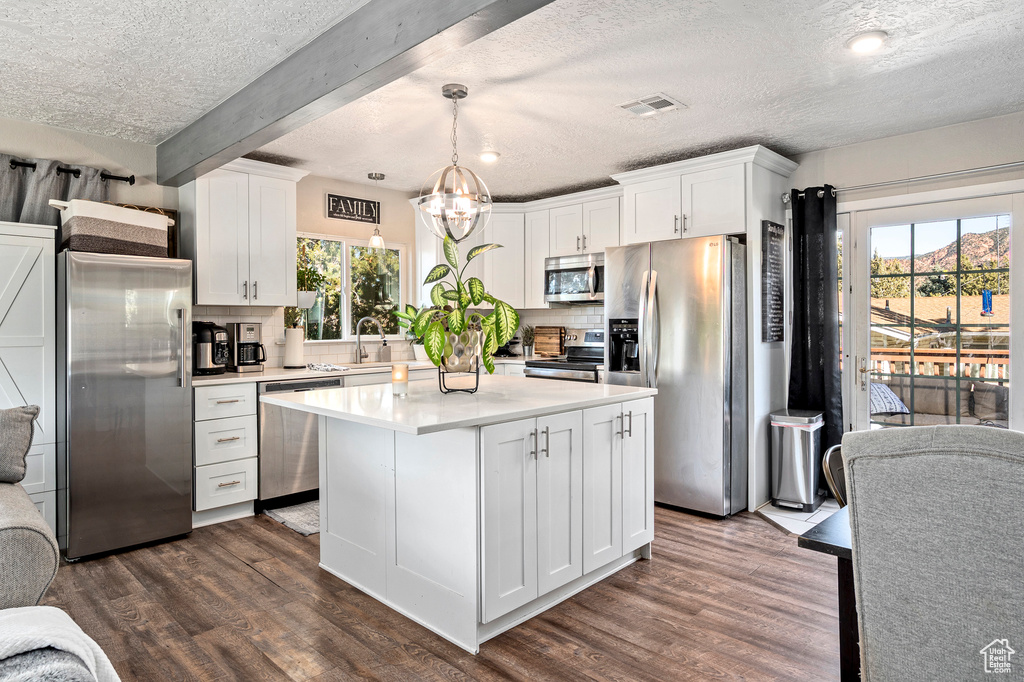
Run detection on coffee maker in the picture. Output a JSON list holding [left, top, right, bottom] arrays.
[[227, 322, 266, 373], [193, 321, 230, 375], [607, 319, 640, 373]]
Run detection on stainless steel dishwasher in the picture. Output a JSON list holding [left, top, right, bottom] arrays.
[[258, 376, 342, 500]]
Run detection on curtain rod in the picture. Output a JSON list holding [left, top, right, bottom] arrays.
[[782, 159, 1024, 203], [8, 159, 136, 185]]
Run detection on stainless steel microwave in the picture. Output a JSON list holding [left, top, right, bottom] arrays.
[[544, 253, 604, 304]]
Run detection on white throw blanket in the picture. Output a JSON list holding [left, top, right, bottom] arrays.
[[0, 606, 119, 681]]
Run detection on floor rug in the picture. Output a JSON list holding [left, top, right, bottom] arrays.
[[263, 500, 319, 536]]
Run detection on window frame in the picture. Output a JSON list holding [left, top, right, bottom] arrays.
[[294, 232, 407, 344]]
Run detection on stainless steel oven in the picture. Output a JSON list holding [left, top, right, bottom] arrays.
[[544, 253, 604, 304]]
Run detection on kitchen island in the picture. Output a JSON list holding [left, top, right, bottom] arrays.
[[261, 374, 657, 653]]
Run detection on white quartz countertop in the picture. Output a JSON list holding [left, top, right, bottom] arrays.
[[259, 375, 656, 435], [192, 357, 533, 387]]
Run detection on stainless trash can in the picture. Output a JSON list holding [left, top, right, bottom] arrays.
[[770, 409, 824, 512]]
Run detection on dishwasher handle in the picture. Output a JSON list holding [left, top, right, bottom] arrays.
[[259, 378, 343, 394]]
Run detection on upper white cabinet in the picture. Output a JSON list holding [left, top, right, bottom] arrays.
[[549, 196, 621, 257], [483, 212, 525, 309], [549, 204, 583, 257], [179, 159, 308, 306], [614, 148, 800, 244], [524, 210, 550, 309]]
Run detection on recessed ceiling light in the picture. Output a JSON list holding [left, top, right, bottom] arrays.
[[847, 30, 888, 54], [480, 151, 500, 163]]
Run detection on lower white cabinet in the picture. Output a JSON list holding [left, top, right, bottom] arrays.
[[27, 490, 56, 532], [194, 457, 258, 511], [482, 400, 649, 624], [194, 415, 258, 466], [505, 364, 526, 377]]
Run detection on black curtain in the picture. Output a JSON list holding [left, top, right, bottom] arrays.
[[788, 185, 843, 456]]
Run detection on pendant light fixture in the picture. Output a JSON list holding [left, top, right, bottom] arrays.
[[416, 83, 492, 243], [367, 172, 386, 249]]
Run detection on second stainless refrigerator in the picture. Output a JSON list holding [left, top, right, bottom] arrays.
[[605, 236, 747, 516]]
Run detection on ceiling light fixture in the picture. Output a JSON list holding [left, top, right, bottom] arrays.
[[846, 30, 888, 54], [367, 172, 386, 249], [480, 151, 500, 163], [417, 83, 492, 243]]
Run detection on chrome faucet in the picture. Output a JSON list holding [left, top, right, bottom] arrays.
[[355, 316, 389, 364]]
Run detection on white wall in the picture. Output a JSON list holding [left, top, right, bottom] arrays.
[[790, 110, 1024, 200], [0, 115, 175, 209]]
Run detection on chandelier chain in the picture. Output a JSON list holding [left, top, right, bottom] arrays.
[[451, 95, 459, 166]]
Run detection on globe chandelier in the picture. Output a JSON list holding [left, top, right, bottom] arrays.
[[417, 84, 492, 243]]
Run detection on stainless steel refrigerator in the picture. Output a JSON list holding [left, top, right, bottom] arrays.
[[605, 236, 747, 516], [57, 252, 193, 559]]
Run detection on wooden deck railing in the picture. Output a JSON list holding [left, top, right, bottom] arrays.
[[870, 347, 1009, 380]]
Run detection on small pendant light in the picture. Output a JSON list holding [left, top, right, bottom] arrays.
[[367, 172, 386, 249]]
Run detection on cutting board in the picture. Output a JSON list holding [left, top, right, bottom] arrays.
[[534, 326, 565, 357]]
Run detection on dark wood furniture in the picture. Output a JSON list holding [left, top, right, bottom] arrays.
[[798, 507, 859, 681]]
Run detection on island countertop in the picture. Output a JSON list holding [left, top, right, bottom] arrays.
[[259, 374, 657, 435]]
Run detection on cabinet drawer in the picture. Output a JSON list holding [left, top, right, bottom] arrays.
[[344, 372, 389, 387], [22, 443, 56, 495], [194, 383, 256, 420], [27, 490, 56, 535], [505, 364, 526, 377], [409, 369, 435, 382], [194, 415, 257, 466], [194, 457, 258, 511]]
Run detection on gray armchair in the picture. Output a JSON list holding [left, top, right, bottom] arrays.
[[843, 425, 1024, 681]]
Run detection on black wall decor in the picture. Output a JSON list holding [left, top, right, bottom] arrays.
[[761, 219, 785, 343], [326, 193, 380, 224]]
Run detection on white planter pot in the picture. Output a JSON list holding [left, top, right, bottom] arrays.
[[296, 291, 317, 309], [413, 345, 430, 362]]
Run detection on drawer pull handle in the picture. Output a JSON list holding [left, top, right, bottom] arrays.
[[215, 399, 241, 404], [217, 480, 241, 488], [216, 436, 240, 443]]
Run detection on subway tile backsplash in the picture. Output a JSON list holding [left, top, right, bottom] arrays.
[[518, 305, 605, 332], [192, 306, 415, 368]]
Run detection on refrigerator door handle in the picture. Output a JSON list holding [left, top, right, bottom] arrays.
[[638, 270, 649, 387], [177, 308, 187, 388], [647, 270, 659, 388]]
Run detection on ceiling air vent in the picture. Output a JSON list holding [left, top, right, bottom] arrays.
[[618, 93, 686, 117]]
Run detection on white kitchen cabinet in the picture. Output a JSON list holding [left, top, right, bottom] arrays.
[[483, 213, 525, 309], [582, 403, 623, 573], [194, 457, 259, 511], [536, 411, 584, 595], [344, 372, 391, 387], [549, 204, 584, 257], [482, 418, 538, 623], [193, 383, 258, 512], [0, 223, 56, 533], [505, 363, 526, 377], [179, 159, 307, 307], [194, 384, 257, 421], [621, 397, 655, 553], [681, 164, 746, 238], [622, 176, 681, 244], [413, 208, 442, 307], [581, 197, 620, 254], [524, 210, 550, 309]]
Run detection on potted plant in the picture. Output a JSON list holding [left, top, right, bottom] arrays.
[[401, 236, 519, 383], [296, 245, 326, 309], [394, 304, 430, 362], [520, 325, 535, 357]]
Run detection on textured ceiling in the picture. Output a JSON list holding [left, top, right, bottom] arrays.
[[251, 0, 1024, 201], [0, 0, 368, 142]]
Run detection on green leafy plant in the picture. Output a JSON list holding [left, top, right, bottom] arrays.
[[297, 263, 327, 292], [396, 235, 519, 374]]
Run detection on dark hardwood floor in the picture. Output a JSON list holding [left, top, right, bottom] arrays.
[[44, 508, 839, 681]]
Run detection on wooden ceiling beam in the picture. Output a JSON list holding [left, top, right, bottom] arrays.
[[156, 0, 554, 187]]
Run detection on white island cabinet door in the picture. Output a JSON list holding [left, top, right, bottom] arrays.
[[621, 397, 655, 553], [482, 418, 538, 623], [193, 169, 249, 305], [582, 403, 623, 573], [247, 173, 296, 306], [536, 411, 583, 595]]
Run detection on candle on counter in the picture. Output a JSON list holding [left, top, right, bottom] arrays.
[[392, 363, 408, 396]]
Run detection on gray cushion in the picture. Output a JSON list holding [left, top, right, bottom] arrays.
[[0, 405, 39, 483], [843, 426, 1024, 682], [869, 382, 909, 415], [0, 483, 59, 608]]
